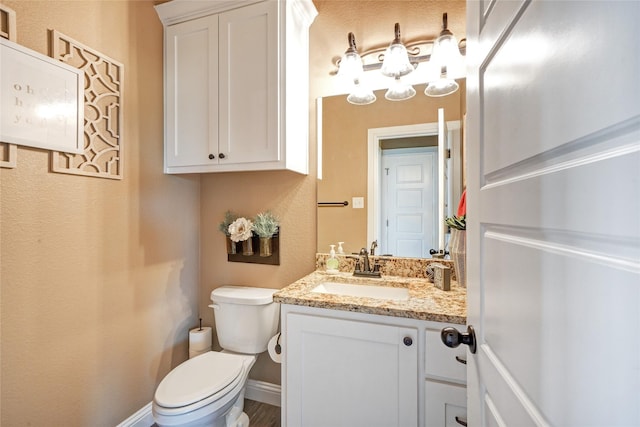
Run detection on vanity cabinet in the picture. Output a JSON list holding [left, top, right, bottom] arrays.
[[155, 0, 316, 174], [281, 304, 467, 426], [424, 328, 468, 426]]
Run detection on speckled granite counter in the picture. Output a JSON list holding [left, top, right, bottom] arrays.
[[273, 270, 466, 325]]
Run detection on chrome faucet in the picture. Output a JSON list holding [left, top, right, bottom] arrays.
[[360, 248, 371, 272], [370, 240, 378, 256], [353, 248, 381, 278]]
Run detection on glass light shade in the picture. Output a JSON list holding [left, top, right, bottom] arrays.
[[385, 76, 416, 101], [380, 43, 414, 77], [418, 59, 442, 84], [431, 33, 464, 78], [338, 51, 364, 81], [424, 77, 459, 97], [347, 79, 377, 105]]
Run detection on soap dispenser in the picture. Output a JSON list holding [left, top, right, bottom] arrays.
[[326, 245, 339, 273], [337, 242, 344, 255]]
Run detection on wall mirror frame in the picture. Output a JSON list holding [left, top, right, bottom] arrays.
[[317, 80, 466, 258]]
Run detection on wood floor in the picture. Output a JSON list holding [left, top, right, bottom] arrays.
[[244, 399, 281, 427], [151, 399, 280, 427]]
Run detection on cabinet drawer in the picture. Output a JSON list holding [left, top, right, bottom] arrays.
[[425, 328, 467, 383], [425, 380, 467, 427]]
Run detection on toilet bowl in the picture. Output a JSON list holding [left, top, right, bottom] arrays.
[[152, 286, 280, 427], [153, 351, 254, 427]]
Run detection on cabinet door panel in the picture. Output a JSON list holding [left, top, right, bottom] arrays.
[[219, 1, 279, 164], [425, 381, 467, 427], [425, 328, 466, 383], [165, 15, 218, 168], [286, 313, 418, 427]]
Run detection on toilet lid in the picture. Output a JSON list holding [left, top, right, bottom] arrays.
[[155, 352, 245, 409]]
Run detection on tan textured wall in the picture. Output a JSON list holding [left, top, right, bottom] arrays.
[[0, 1, 200, 425]]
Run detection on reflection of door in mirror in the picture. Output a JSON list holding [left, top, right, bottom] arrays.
[[381, 146, 438, 258], [367, 117, 461, 257], [317, 82, 465, 257]]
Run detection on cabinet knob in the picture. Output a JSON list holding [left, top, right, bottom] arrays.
[[219, 153, 226, 159], [208, 154, 215, 160], [403, 336, 413, 346], [440, 325, 477, 354], [455, 416, 468, 426], [455, 356, 467, 365]]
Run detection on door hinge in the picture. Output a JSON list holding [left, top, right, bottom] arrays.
[[446, 149, 451, 159]]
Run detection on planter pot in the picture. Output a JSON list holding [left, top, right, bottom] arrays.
[[450, 229, 466, 287], [226, 237, 237, 255], [259, 237, 273, 257], [242, 239, 254, 256]]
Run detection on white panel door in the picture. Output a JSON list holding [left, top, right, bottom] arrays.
[[286, 312, 418, 427], [381, 148, 438, 258], [219, 1, 279, 164], [465, 1, 640, 426]]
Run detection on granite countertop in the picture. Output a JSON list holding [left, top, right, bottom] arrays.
[[274, 270, 467, 325]]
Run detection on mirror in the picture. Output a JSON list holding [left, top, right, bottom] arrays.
[[317, 80, 466, 257]]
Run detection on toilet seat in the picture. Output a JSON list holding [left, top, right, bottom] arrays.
[[154, 352, 248, 415]]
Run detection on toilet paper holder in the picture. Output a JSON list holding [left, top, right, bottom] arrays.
[[275, 333, 281, 355]]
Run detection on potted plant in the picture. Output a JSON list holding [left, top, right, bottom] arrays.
[[446, 214, 466, 287], [228, 216, 254, 256], [252, 211, 279, 257], [218, 210, 238, 254]]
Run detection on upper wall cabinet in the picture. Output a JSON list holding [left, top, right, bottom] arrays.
[[155, 0, 317, 174]]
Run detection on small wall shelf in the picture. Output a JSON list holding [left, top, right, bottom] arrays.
[[227, 233, 280, 265]]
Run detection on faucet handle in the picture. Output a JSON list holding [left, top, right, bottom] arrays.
[[359, 248, 369, 256]]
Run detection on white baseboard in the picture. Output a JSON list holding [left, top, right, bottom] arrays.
[[116, 401, 154, 427], [116, 380, 281, 426], [245, 379, 282, 407]]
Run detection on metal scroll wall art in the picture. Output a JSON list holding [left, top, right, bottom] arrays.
[[49, 30, 124, 179]]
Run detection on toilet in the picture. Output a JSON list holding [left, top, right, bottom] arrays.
[[152, 286, 280, 427]]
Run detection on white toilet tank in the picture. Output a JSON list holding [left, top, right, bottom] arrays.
[[210, 286, 280, 354]]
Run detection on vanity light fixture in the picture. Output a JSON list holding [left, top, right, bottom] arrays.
[[431, 13, 464, 77], [335, 13, 465, 104], [337, 33, 376, 105], [380, 23, 416, 101], [424, 13, 463, 97]]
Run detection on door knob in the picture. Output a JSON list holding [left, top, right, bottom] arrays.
[[441, 325, 477, 354]]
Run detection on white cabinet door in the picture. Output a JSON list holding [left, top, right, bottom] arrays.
[[165, 15, 218, 170], [286, 312, 418, 427], [219, 1, 279, 165], [424, 381, 467, 427], [424, 328, 466, 384]]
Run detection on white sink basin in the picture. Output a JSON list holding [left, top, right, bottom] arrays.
[[311, 281, 409, 301]]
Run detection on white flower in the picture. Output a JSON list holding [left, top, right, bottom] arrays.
[[228, 217, 253, 242]]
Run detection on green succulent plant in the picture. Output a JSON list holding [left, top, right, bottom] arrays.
[[218, 210, 238, 236], [445, 215, 466, 230], [252, 211, 279, 238]]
